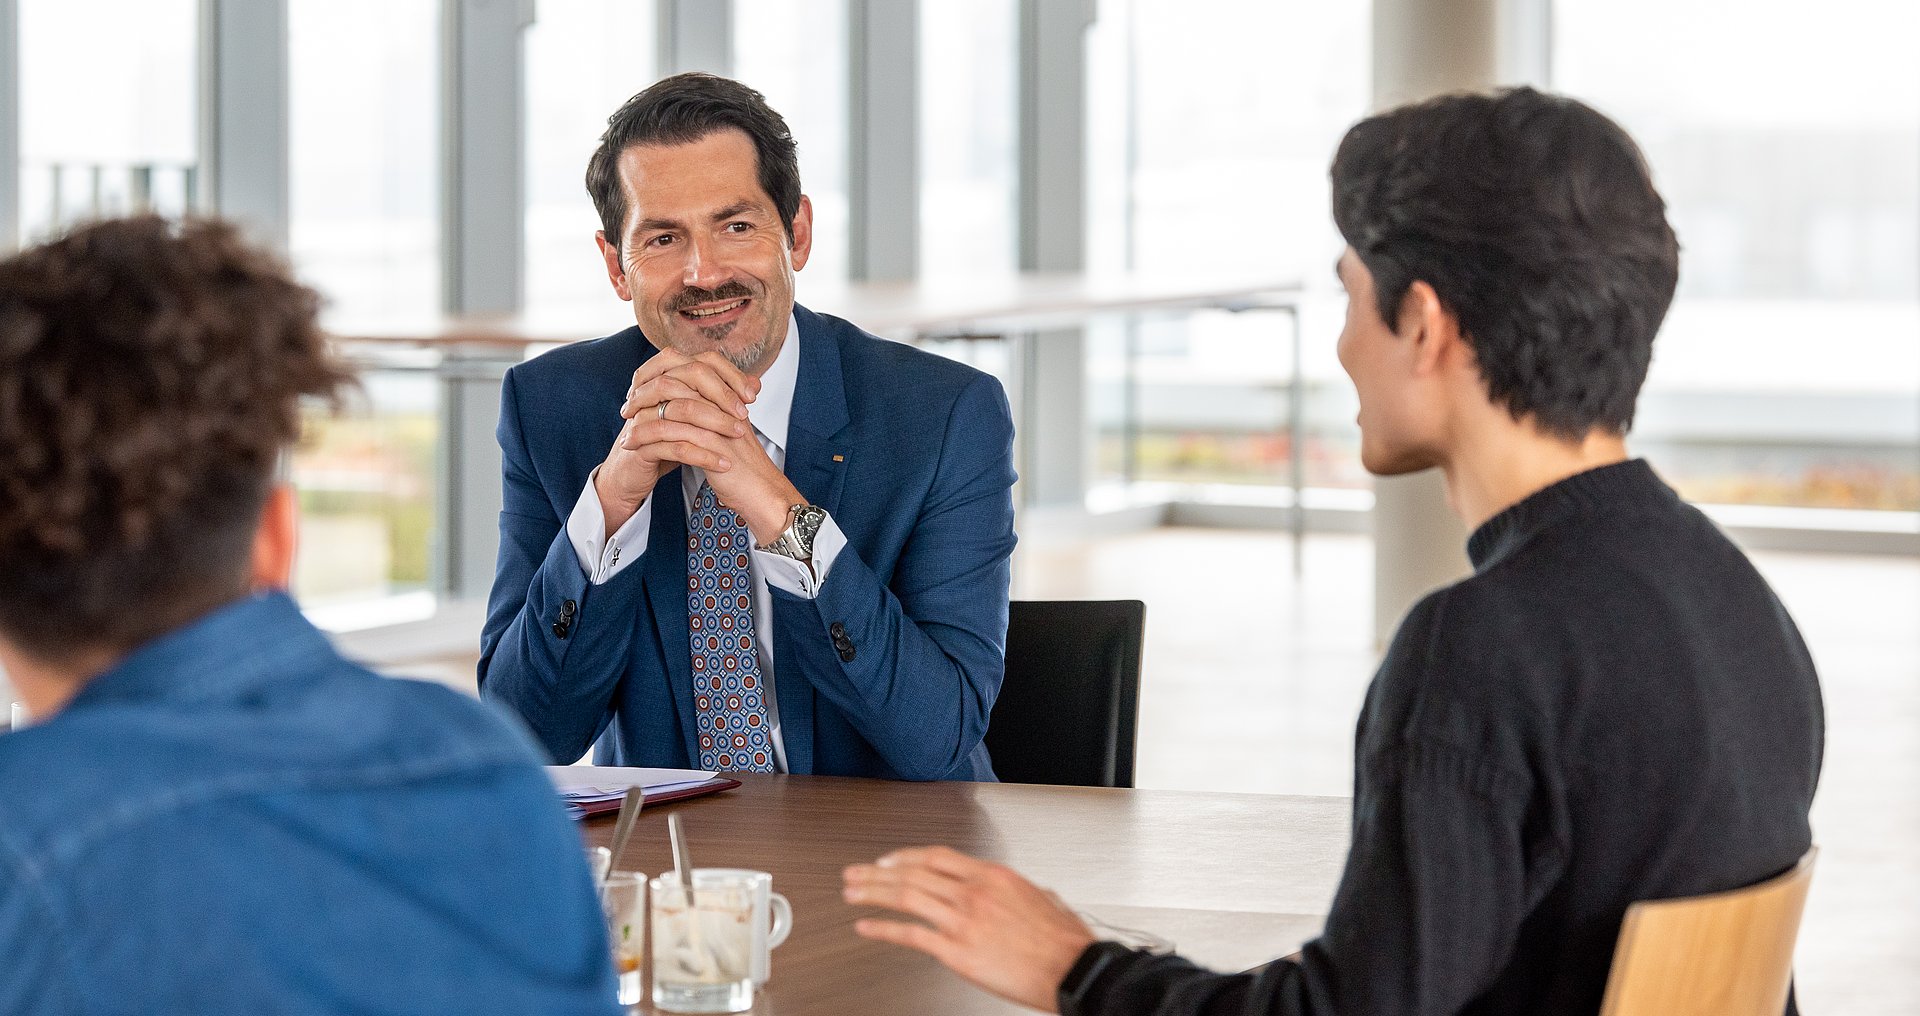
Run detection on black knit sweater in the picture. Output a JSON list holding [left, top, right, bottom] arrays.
[[1066, 460, 1824, 1016]]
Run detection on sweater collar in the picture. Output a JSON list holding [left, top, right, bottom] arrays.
[[1466, 458, 1675, 572]]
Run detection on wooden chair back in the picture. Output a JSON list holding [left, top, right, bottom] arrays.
[[1599, 848, 1818, 1016]]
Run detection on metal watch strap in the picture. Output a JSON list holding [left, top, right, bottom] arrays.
[[758, 503, 825, 559]]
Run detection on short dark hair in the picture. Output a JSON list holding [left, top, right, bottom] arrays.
[[586, 72, 802, 253], [0, 216, 353, 664], [1330, 87, 1680, 439]]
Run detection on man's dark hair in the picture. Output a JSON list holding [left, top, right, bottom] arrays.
[[586, 72, 802, 253], [0, 216, 353, 665], [1331, 86, 1679, 439]]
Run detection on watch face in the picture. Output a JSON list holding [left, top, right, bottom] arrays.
[[792, 505, 828, 546]]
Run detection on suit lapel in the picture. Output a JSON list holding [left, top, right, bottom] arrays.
[[641, 469, 701, 765], [770, 307, 852, 775], [783, 305, 851, 513]]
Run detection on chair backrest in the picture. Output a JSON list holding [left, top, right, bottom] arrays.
[[983, 600, 1145, 788], [1599, 848, 1818, 1016]]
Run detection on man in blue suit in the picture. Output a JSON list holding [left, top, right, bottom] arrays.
[[480, 73, 1016, 781]]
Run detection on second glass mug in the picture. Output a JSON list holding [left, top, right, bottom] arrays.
[[648, 869, 793, 1014]]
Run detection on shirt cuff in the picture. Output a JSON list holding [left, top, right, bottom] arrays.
[[565, 467, 653, 585], [754, 511, 847, 599]]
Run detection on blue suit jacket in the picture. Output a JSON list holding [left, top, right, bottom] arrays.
[[479, 305, 1015, 780]]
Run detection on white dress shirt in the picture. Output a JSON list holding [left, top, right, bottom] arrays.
[[565, 314, 847, 772]]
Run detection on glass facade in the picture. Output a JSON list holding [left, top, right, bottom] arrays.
[[17, 0, 198, 240], [1084, 0, 1372, 494], [524, 0, 657, 316], [1555, 0, 1920, 515], [287, 0, 440, 319]]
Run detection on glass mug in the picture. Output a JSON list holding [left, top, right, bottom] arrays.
[[694, 868, 793, 985], [600, 873, 646, 1007], [649, 870, 793, 1013]]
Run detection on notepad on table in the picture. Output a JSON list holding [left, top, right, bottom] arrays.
[[545, 765, 741, 819]]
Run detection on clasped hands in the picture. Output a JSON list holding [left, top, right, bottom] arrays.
[[594, 349, 803, 542]]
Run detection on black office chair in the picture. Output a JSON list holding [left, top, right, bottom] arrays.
[[984, 599, 1146, 788]]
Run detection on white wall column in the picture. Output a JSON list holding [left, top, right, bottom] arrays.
[[1015, 0, 1096, 506], [656, 0, 732, 77], [1367, 0, 1550, 644], [198, 0, 289, 250]]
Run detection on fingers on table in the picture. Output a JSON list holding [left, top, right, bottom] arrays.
[[844, 865, 967, 926], [879, 845, 998, 879], [852, 917, 961, 964]]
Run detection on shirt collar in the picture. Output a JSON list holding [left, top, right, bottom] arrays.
[[61, 591, 335, 713], [748, 312, 802, 454]]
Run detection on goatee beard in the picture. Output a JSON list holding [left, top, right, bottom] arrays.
[[671, 281, 771, 373]]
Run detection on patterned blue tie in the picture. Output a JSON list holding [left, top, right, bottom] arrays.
[[686, 480, 776, 772]]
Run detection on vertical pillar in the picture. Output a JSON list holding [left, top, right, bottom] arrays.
[[439, 0, 533, 600], [1015, 0, 1096, 506], [1368, 0, 1549, 644], [847, 0, 917, 283], [198, 0, 289, 250], [656, 0, 732, 77], [0, 0, 17, 251], [441, 0, 531, 315]]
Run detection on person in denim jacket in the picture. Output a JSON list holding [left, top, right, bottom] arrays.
[[0, 216, 623, 1015]]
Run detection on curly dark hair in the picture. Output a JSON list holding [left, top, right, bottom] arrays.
[[586, 72, 802, 253], [1331, 87, 1680, 440], [0, 216, 353, 664]]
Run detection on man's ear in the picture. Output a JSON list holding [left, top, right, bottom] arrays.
[[596, 231, 634, 302], [1397, 280, 1461, 377], [251, 484, 298, 593], [788, 195, 815, 272]]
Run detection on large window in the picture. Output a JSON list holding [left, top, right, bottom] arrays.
[[525, 0, 657, 316], [17, 0, 198, 240], [917, 0, 1017, 281], [734, 0, 850, 287], [1554, 0, 1920, 516], [292, 358, 440, 622], [287, 0, 442, 619], [1084, 0, 1371, 494], [287, 0, 440, 319]]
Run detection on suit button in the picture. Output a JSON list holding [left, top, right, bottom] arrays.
[[559, 599, 577, 620], [552, 621, 571, 640], [829, 622, 846, 638], [837, 644, 856, 663]]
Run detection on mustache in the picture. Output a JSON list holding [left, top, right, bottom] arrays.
[[671, 281, 756, 312]]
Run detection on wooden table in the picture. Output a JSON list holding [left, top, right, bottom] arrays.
[[584, 775, 1350, 1015]]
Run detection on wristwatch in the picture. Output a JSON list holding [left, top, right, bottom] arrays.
[[1057, 941, 1135, 1016], [757, 503, 829, 560]]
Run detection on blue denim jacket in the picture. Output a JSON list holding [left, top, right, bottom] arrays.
[[0, 592, 622, 1015]]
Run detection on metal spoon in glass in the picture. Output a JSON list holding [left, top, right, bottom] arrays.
[[604, 786, 644, 884], [667, 813, 716, 977]]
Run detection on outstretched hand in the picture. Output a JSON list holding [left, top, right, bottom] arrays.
[[843, 846, 1096, 1013]]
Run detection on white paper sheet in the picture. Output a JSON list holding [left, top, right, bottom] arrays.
[[544, 764, 721, 801]]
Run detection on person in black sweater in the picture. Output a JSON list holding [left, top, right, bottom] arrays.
[[840, 86, 1824, 1016]]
